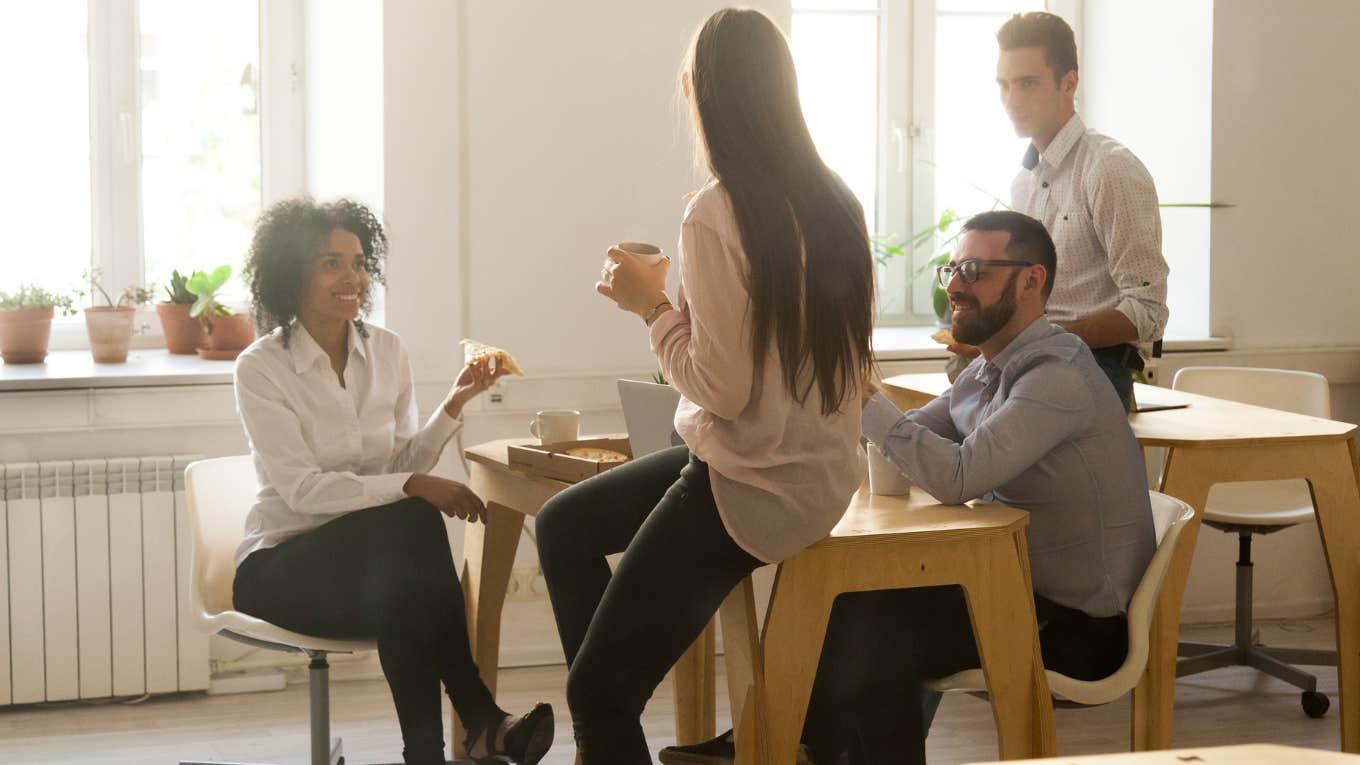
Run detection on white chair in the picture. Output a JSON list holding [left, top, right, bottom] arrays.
[[928, 492, 1195, 714], [179, 455, 382, 765], [1170, 366, 1337, 718]]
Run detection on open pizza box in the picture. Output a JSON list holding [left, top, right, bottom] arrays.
[[507, 436, 633, 483]]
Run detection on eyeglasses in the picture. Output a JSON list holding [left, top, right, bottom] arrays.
[[936, 259, 1034, 289]]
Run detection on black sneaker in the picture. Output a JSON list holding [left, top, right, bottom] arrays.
[[658, 729, 735, 765]]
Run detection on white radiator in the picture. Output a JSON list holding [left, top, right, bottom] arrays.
[[1, 455, 210, 705]]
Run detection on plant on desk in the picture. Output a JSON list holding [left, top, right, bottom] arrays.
[[0, 283, 76, 364], [156, 269, 207, 354], [81, 267, 154, 364], [187, 264, 255, 361]]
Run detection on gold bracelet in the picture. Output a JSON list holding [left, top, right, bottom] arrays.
[[644, 300, 673, 325]]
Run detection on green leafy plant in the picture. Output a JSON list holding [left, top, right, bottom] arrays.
[[652, 370, 668, 385], [0, 284, 77, 315], [164, 269, 196, 305], [186, 265, 236, 331], [82, 267, 153, 309], [873, 208, 976, 324]]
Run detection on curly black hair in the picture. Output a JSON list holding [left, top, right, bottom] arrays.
[[243, 196, 388, 346]]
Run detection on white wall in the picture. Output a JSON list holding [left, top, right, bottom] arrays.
[[1209, 0, 1360, 349], [1081, 0, 1213, 341]]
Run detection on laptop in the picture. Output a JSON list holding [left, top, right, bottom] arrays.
[[617, 379, 683, 457]]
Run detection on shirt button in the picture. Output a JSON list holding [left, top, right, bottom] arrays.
[[1041, 181, 1050, 189]]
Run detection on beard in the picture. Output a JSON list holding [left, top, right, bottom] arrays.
[[951, 272, 1020, 346]]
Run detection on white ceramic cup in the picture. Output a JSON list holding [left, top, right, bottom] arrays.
[[867, 442, 913, 496], [529, 409, 582, 444], [616, 241, 667, 265]]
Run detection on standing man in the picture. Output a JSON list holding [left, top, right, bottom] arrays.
[[993, 11, 1169, 408]]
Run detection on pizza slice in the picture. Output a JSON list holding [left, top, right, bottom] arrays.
[[930, 328, 956, 347], [564, 447, 629, 463], [460, 338, 526, 376]]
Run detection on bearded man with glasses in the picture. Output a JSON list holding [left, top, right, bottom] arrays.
[[792, 210, 1154, 765]]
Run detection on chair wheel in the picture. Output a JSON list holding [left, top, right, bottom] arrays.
[[1303, 691, 1330, 718]]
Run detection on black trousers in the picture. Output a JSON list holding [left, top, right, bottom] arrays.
[[234, 498, 505, 765], [536, 446, 762, 764], [803, 585, 1128, 765], [1091, 344, 1138, 412]]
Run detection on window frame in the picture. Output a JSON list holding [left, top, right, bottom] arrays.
[[47, 0, 305, 351], [796, 0, 1079, 327]]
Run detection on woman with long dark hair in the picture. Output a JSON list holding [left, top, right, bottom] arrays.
[[534, 9, 875, 763], [232, 197, 553, 765]]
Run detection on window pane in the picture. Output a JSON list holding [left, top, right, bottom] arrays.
[[932, 2, 1044, 221], [791, 12, 878, 231], [139, 0, 259, 301], [0, 2, 90, 296], [794, 0, 877, 10]]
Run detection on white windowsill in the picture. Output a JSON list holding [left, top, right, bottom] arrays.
[[0, 349, 235, 392], [871, 325, 1232, 360]]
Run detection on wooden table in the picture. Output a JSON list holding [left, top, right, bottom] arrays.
[[882, 373, 1360, 753], [452, 437, 718, 759], [966, 743, 1360, 764], [724, 487, 1056, 763]]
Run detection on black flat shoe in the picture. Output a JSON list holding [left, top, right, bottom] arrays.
[[465, 703, 554, 765]]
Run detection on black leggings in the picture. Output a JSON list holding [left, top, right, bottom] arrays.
[[535, 446, 761, 764], [234, 498, 506, 765], [803, 585, 1128, 765]]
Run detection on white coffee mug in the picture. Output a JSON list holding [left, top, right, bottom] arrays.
[[867, 442, 912, 496], [616, 241, 667, 265], [530, 409, 582, 444]]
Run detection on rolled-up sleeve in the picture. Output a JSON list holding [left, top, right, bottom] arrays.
[[649, 219, 754, 421], [1089, 151, 1170, 342], [236, 355, 413, 515]]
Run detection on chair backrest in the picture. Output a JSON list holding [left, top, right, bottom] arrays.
[[1171, 366, 1330, 418], [1050, 491, 1195, 704], [184, 456, 258, 622]]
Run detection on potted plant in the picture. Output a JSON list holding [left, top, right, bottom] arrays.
[[81, 268, 154, 364], [873, 209, 967, 328], [156, 269, 206, 354], [187, 265, 254, 360], [0, 284, 76, 364]]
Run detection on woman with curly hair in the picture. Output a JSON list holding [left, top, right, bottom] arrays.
[[231, 197, 553, 765]]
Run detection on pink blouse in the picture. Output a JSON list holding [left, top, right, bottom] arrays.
[[648, 181, 865, 563]]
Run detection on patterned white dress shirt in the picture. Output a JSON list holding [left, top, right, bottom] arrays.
[[1011, 114, 1170, 344]]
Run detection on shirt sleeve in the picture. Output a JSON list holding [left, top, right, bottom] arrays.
[[387, 341, 463, 474], [862, 388, 961, 449], [870, 362, 1091, 505], [235, 354, 412, 515], [648, 218, 754, 421], [1088, 151, 1171, 342]]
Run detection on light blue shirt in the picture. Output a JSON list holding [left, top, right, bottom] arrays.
[[862, 317, 1154, 617]]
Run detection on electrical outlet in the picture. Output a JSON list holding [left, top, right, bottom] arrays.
[[506, 567, 546, 602]]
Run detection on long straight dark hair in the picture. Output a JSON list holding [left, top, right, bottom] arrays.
[[686, 8, 874, 415]]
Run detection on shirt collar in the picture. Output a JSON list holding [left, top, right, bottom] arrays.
[[1021, 113, 1085, 172], [974, 316, 1054, 384], [288, 320, 366, 374]]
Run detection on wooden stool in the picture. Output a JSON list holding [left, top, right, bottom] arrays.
[[719, 489, 1057, 764]]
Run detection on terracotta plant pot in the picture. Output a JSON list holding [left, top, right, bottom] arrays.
[[156, 302, 205, 354], [85, 306, 137, 363], [0, 306, 56, 364], [199, 312, 256, 360]]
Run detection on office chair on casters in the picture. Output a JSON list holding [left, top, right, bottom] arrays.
[[1169, 366, 1337, 718]]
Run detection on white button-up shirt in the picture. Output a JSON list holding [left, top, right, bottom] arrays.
[[1011, 114, 1170, 344], [232, 321, 461, 565]]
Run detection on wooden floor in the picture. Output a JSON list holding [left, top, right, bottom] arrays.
[[0, 618, 1342, 764]]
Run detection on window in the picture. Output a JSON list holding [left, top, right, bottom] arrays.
[[1, 1, 301, 348], [793, 0, 1050, 325]]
